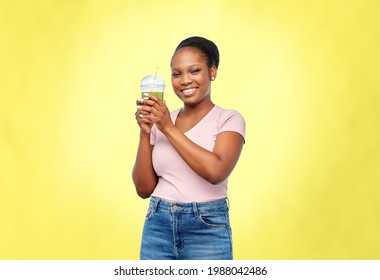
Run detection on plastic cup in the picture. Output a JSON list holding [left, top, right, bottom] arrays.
[[140, 75, 165, 100]]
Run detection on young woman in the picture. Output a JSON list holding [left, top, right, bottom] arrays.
[[133, 36, 245, 260]]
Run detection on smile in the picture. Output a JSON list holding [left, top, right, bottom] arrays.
[[181, 87, 197, 95]]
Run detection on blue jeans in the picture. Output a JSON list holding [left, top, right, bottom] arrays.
[[140, 196, 233, 260]]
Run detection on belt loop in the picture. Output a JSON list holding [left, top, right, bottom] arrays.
[[226, 197, 230, 210], [153, 197, 160, 213], [192, 202, 199, 217]]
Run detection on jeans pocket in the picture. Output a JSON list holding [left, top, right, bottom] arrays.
[[197, 211, 227, 227], [145, 208, 155, 221]]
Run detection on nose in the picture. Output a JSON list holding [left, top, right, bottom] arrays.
[[180, 73, 192, 85]]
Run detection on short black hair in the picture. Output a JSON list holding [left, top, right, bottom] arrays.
[[173, 36, 220, 69]]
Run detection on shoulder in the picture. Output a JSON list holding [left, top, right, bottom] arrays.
[[214, 105, 245, 124], [214, 105, 246, 139]]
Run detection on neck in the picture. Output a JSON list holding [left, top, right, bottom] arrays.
[[182, 100, 215, 116], [182, 92, 214, 114]]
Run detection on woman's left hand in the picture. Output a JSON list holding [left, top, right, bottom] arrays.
[[137, 95, 174, 133]]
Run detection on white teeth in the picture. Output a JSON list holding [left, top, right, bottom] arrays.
[[183, 88, 196, 94]]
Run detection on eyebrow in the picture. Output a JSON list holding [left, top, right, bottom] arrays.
[[171, 64, 202, 71]]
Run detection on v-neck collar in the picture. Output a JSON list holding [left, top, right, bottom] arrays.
[[173, 105, 217, 134]]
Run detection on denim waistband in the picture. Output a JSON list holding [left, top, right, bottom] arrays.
[[149, 196, 229, 214]]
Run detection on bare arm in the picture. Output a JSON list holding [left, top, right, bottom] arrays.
[[164, 128, 244, 184], [132, 99, 158, 198], [132, 133, 157, 198]]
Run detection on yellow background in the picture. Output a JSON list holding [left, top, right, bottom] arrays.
[[1, 0, 379, 259]]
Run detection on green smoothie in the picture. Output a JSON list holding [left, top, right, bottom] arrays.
[[142, 91, 164, 100]]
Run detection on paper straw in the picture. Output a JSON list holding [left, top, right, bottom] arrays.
[[149, 67, 159, 92]]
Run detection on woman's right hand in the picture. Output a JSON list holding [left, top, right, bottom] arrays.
[[135, 98, 154, 134]]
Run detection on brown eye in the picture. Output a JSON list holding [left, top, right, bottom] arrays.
[[172, 73, 180, 77]]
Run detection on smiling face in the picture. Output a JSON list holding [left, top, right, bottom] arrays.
[[170, 47, 217, 107]]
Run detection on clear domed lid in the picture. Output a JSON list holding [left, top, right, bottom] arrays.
[[140, 75, 165, 92], [140, 75, 165, 86]]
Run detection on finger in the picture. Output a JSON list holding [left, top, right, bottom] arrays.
[[146, 95, 166, 108], [145, 99, 166, 113], [146, 94, 159, 102], [137, 104, 159, 117], [137, 118, 153, 127], [140, 98, 156, 108], [137, 112, 151, 119], [136, 98, 146, 105], [136, 106, 150, 117], [138, 111, 155, 121], [137, 105, 156, 116]]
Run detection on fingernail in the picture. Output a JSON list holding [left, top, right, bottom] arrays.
[[137, 105, 142, 110], [138, 114, 144, 118], [138, 98, 144, 103], [143, 93, 150, 97]]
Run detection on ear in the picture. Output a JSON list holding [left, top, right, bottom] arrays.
[[210, 65, 217, 81]]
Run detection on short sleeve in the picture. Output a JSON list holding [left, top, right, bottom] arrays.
[[218, 110, 246, 142], [150, 124, 157, 145]]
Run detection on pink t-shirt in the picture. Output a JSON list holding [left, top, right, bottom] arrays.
[[150, 105, 245, 203]]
